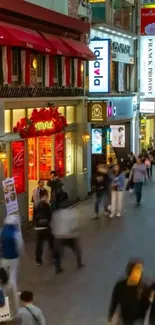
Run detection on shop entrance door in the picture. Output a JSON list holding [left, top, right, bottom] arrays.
[[28, 136, 52, 220]]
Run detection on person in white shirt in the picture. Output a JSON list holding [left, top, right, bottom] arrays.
[[17, 291, 45, 325]]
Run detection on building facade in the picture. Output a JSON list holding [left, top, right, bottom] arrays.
[[0, 0, 94, 222]]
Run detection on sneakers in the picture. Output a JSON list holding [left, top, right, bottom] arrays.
[[108, 214, 114, 219], [116, 212, 121, 217], [92, 214, 100, 220]]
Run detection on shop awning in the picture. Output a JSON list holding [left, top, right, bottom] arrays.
[[60, 37, 95, 60], [0, 22, 54, 54], [41, 33, 71, 56]]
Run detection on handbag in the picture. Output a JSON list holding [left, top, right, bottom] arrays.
[[25, 306, 39, 325]]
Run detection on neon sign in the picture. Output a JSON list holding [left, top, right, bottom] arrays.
[[35, 121, 54, 131]]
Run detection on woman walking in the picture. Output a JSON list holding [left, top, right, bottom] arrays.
[[129, 155, 148, 205], [109, 164, 125, 218]]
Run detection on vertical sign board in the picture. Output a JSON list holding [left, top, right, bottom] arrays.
[[89, 39, 111, 93], [140, 36, 155, 97], [141, 8, 155, 35]]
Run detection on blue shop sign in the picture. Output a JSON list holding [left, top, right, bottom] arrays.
[[107, 97, 134, 121]]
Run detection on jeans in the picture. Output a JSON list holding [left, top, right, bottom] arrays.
[[55, 238, 82, 268], [134, 182, 143, 203], [35, 228, 61, 272], [95, 190, 111, 215]]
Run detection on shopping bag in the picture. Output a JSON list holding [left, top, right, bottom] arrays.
[[0, 297, 11, 322]]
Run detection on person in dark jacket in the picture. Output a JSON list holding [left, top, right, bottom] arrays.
[[33, 190, 62, 274], [108, 259, 149, 325], [47, 171, 63, 211], [92, 164, 111, 219]]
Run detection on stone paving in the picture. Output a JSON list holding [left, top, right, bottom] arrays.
[[19, 181, 155, 325]]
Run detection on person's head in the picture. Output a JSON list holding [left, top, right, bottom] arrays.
[[50, 170, 57, 180], [94, 129, 101, 139], [38, 179, 44, 188], [137, 155, 142, 164], [97, 164, 108, 174], [0, 268, 9, 285], [4, 214, 19, 227], [118, 127, 124, 134], [126, 259, 144, 285], [113, 164, 120, 174], [128, 151, 134, 159], [20, 291, 33, 305]]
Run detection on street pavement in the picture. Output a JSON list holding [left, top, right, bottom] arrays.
[[19, 180, 155, 325]]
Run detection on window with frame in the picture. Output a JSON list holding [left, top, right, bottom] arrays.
[[65, 132, 75, 176], [12, 109, 26, 129], [36, 54, 44, 84], [66, 106, 75, 124], [12, 49, 19, 82], [5, 110, 11, 133]]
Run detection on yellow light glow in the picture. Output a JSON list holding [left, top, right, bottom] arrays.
[[82, 132, 90, 143], [81, 63, 84, 73], [32, 58, 37, 69], [143, 4, 155, 7], [89, 0, 105, 2], [35, 121, 53, 131]]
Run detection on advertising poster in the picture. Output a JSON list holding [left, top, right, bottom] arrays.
[[110, 125, 125, 148], [141, 9, 155, 35], [55, 133, 65, 178], [12, 141, 25, 194], [140, 36, 155, 97], [92, 128, 102, 154], [2, 177, 19, 215], [39, 137, 51, 180]]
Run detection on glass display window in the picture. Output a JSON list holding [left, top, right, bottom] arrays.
[[39, 136, 52, 180], [65, 132, 75, 176], [28, 138, 37, 180], [13, 109, 25, 129], [66, 106, 75, 124], [5, 110, 11, 133], [58, 106, 65, 115]]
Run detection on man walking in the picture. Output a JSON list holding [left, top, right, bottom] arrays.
[[17, 291, 45, 325]]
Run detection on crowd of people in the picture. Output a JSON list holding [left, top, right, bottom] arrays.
[[92, 149, 154, 219]]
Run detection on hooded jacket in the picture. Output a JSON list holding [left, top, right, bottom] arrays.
[[1, 215, 23, 260]]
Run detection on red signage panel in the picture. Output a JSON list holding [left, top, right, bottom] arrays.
[[141, 8, 155, 35], [12, 141, 25, 194], [55, 133, 65, 178]]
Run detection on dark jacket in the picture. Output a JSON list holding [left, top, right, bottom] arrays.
[[47, 178, 63, 201], [33, 201, 52, 229], [108, 278, 149, 323], [95, 173, 111, 197], [127, 156, 137, 171]]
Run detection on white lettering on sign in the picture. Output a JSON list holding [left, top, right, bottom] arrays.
[[89, 40, 110, 93]]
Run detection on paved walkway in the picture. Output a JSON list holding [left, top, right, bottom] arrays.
[[19, 181, 155, 325]]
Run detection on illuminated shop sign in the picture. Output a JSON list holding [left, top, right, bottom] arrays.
[[112, 42, 131, 56], [89, 39, 110, 93], [35, 121, 54, 131], [140, 36, 155, 97], [140, 101, 155, 113]]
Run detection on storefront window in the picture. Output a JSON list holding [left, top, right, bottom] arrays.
[[39, 137, 52, 180], [28, 108, 33, 118], [113, 0, 133, 32], [0, 143, 9, 178], [65, 132, 75, 176], [5, 110, 11, 133], [28, 138, 37, 180], [13, 109, 25, 129], [66, 106, 75, 124], [58, 106, 65, 115]]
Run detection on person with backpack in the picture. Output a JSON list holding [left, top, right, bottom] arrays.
[[33, 189, 62, 274], [17, 291, 45, 325], [1, 214, 24, 291]]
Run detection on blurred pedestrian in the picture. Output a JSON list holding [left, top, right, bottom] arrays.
[[93, 164, 111, 219], [17, 291, 45, 325], [33, 190, 62, 274], [47, 171, 64, 211], [53, 208, 84, 270], [129, 155, 148, 205], [126, 152, 136, 192], [1, 214, 24, 291], [145, 155, 151, 179], [108, 259, 149, 325], [0, 267, 19, 322], [109, 164, 125, 218]]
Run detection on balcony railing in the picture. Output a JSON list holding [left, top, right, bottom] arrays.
[[0, 86, 85, 98]]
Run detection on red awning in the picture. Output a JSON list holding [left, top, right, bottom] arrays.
[[0, 22, 55, 54], [60, 37, 95, 60], [41, 33, 71, 56]]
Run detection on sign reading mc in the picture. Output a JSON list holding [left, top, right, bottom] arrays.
[[89, 39, 110, 93]]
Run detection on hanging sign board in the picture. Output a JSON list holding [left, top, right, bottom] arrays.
[[2, 177, 19, 216]]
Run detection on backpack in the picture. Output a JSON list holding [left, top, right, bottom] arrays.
[[0, 288, 5, 307]]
